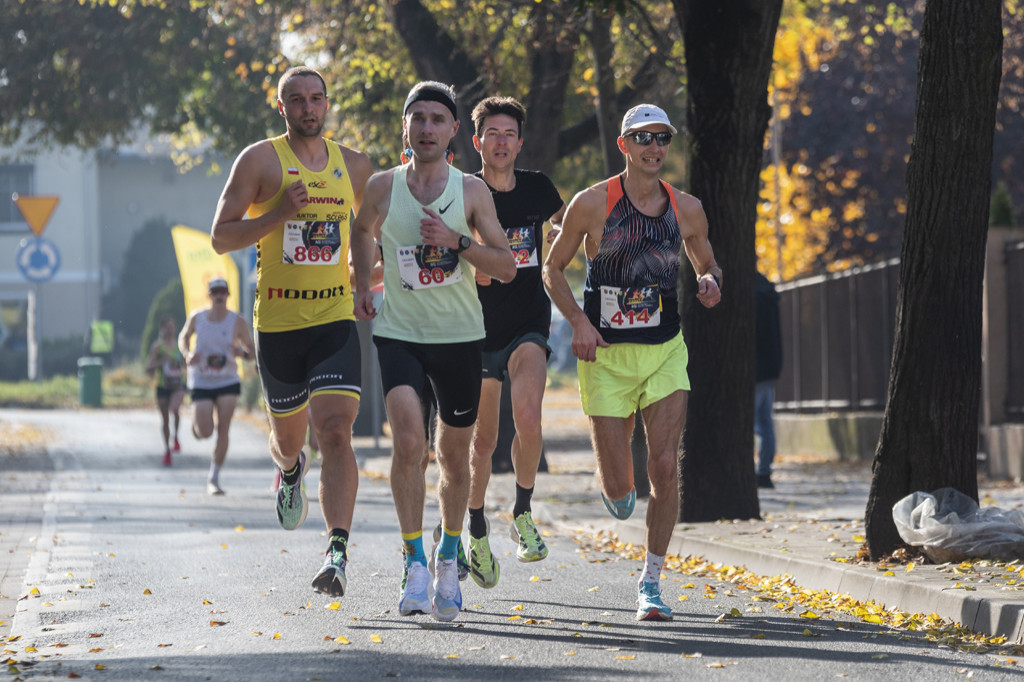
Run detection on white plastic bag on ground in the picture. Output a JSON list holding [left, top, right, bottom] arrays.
[[892, 487, 1024, 563]]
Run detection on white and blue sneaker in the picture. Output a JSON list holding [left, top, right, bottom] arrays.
[[636, 580, 672, 621], [398, 560, 432, 616], [431, 554, 463, 622]]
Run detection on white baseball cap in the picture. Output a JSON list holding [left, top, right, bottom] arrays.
[[620, 104, 677, 136], [208, 277, 229, 292]]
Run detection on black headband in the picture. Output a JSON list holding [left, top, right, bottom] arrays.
[[403, 88, 457, 121]]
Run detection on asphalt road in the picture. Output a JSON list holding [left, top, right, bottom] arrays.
[[2, 408, 1019, 680]]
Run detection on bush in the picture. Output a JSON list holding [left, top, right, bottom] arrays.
[[103, 217, 181, 350], [991, 180, 1017, 226], [139, 278, 186, 362]]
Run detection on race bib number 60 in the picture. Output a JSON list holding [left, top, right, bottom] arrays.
[[600, 285, 661, 329], [398, 244, 464, 290], [282, 220, 342, 265]]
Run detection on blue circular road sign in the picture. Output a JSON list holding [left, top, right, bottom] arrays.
[[16, 237, 61, 283]]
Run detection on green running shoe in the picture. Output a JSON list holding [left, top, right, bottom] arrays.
[[510, 510, 548, 563], [468, 518, 500, 589]]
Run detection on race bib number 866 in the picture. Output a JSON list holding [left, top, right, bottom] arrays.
[[282, 221, 342, 265]]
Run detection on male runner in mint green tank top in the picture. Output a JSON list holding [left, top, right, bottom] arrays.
[[351, 81, 515, 623]]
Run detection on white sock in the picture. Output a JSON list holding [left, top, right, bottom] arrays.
[[209, 463, 221, 483], [641, 551, 664, 585]]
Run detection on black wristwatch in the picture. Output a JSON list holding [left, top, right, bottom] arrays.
[[454, 234, 472, 254]]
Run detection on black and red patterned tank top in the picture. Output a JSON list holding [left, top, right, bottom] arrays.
[[582, 174, 681, 345]]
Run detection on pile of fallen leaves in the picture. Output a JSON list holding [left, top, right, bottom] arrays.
[[581, 528, 1024, 660], [0, 421, 51, 456]]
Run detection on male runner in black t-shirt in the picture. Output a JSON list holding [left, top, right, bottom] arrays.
[[466, 96, 565, 589]]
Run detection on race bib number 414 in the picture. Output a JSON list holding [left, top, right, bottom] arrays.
[[398, 244, 464, 290], [282, 221, 342, 265], [600, 285, 661, 329]]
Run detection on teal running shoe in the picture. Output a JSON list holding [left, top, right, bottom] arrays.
[[636, 580, 672, 621], [276, 452, 308, 530], [311, 544, 347, 597], [601, 488, 636, 520]]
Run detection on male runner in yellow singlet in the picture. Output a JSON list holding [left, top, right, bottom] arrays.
[[211, 66, 373, 598]]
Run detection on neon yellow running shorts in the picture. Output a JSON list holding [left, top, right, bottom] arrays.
[[577, 332, 690, 418]]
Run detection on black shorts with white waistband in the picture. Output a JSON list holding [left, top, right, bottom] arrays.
[[256, 320, 361, 417]]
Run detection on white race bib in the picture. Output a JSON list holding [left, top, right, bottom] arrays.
[[599, 285, 661, 329], [282, 220, 342, 266], [397, 244, 464, 290], [506, 226, 538, 269]]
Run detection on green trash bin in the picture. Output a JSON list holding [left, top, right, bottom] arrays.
[[78, 357, 103, 407]]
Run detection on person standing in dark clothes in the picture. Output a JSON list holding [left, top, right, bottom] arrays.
[[755, 271, 783, 488]]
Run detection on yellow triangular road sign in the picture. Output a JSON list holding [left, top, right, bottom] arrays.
[[13, 195, 59, 237]]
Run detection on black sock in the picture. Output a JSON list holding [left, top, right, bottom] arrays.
[[329, 528, 349, 558], [281, 460, 301, 484], [468, 506, 487, 539], [513, 483, 534, 518]]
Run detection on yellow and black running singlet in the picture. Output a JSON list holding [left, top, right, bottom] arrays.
[[248, 135, 355, 332]]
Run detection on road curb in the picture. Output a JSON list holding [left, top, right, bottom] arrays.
[[577, 515, 1024, 644]]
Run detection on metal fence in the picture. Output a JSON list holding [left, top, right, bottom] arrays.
[[775, 258, 900, 413], [1005, 239, 1024, 421]]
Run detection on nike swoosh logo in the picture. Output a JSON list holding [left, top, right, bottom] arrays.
[[454, 407, 472, 416], [439, 200, 454, 214]]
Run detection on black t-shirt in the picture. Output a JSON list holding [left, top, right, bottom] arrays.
[[474, 169, 564, 351]]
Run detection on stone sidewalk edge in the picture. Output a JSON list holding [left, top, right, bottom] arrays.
[[555, 513, 1024, 644]]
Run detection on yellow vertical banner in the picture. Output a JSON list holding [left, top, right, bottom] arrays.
[[170, 224, 240, 315]]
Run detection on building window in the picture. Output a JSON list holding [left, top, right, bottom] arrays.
[[0, 164, 33, 232]]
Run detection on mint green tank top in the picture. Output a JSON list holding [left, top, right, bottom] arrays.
[[374, 164, 485, 343]]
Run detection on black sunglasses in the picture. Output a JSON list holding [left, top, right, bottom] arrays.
[[626, 130, 673, 146]]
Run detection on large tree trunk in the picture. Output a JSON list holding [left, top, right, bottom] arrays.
[[674, 0, 781, 522], [865, 0, 1002, 559]]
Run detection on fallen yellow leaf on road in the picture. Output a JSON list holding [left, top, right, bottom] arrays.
[[512, 604, 523, 611], [143, 589, 152, 595], [335, 636, 350, 645], [326, 602, 341, 611], [29, 588, 39, 596], [210, 621, 227, 627], [235, 525, 245, 531], [615, 655, 635, 660], [273, 633, 282, 640], [800, 611, 820, 619], [445, 654, 458, 659], [370, 634, 383, 643]]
